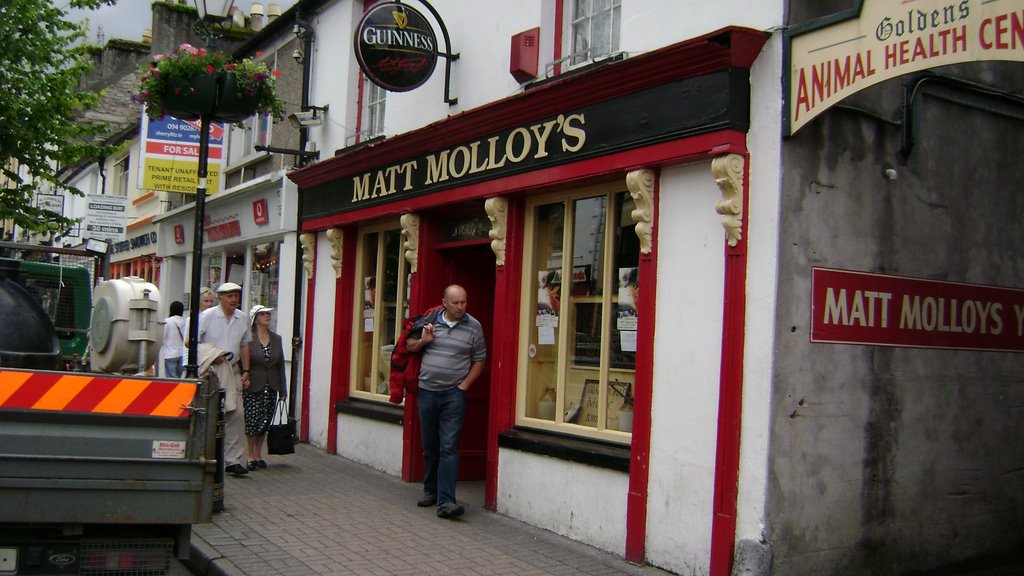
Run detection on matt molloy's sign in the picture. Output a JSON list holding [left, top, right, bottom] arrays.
[[354, 2, 438, 92], [812, 267, 1024, 352]]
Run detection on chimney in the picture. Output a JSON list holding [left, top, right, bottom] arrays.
[[267, 3, 281, 22], [249, 3, 265, 31]]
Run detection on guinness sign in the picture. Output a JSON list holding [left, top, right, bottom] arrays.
[[354, 2, 439, 92]]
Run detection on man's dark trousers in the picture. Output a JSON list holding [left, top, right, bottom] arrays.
[[418, 386, 466, 507]]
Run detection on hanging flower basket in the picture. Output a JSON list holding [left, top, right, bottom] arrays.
[[160, 74, 218, 121], [134, 44, 284, 122], [213, 72, 262, 122]]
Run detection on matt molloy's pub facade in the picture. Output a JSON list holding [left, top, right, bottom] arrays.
[[280, 0, 1023, 574]]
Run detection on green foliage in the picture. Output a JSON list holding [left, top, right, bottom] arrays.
[[0, 0, 116, 235], [226, 52, 286, 121]]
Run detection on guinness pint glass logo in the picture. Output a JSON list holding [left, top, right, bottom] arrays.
[[354, 2, 438, 92]]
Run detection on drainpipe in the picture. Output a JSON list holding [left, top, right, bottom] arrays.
[[288, 12, 315, 420]]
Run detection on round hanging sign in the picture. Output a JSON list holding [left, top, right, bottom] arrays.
[[354, 2, 438, 92]]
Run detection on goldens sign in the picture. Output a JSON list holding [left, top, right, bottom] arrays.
[[785, 0, 1024, 134]]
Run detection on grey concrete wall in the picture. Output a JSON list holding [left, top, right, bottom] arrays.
[[769, 58, 1024, 575]]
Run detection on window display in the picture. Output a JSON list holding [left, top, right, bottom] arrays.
[[352, 225, 408, 400], [519, 188, 638, 442]]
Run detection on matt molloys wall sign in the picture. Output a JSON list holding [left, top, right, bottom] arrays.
[[355, 1, 438, 92], [811, 267, 1024, 352]]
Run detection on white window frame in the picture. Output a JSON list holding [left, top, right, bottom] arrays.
[[566, 0, 622, 68], [362, 78, 387, 141]]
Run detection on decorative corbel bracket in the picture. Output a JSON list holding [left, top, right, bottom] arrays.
[[711, 154, 745, 247], [326, 228, 343, 279], [626, 169, 655, 254], [485, 196, 508, 266], [400, 213, 420, 274], [299, 232, 316, 279]]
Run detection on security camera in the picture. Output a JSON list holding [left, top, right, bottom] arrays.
[[288, 110, 323, 129]]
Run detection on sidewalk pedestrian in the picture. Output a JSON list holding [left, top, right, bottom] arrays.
[[160, 301, 185, 378], [197, 282, 252, 477], [406, 284, 487, 518], [244, 304, 287, 471]]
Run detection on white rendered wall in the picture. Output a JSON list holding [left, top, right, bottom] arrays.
[[305, 230, 338, 450], [735, 30, 784, 553], [496, 449, 629, 555], [305, 0, 783, 168], [644, 162, 727, 575], [336, 415, 403, 476]]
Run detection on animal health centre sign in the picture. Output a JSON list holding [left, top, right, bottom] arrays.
[[786, 0, 1024, 134], [811, 267, 1024, 352]]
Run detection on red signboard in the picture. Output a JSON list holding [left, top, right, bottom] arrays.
[[253, 199, 268, 225], [811, 267, 1024, 352], [173, 224, 185, 245]]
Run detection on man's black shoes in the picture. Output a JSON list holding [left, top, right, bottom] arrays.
[[417, 494, 437, 507], [226, 464, 249, 476], [437, 502, 464, 518]]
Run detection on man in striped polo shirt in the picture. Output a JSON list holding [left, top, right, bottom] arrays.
[[407, 284, 487, 519]]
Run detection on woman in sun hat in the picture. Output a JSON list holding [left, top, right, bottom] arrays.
[[243, 304, 287, 470]]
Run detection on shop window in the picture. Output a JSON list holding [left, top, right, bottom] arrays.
[[567, 0, 621, 67], [518, 186, 638, 443], [351, 225, 409, 400], [250, 242, 281, 331]]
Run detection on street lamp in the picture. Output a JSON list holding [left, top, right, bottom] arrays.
[[185, 0, 236, 379]]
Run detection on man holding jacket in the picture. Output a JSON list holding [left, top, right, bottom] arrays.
[[407, 285, 487, 519]]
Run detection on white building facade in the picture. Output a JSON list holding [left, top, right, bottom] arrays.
[[285, 1, 784, 574]]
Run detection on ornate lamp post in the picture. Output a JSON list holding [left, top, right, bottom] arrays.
[[185, 0, 236, 379]]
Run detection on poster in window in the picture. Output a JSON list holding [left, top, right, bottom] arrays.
[[363, 276, 376, 333], [536, 270, 560, 345], [616, 267, 638, 332]]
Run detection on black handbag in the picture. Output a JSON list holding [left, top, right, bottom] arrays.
[[267, 400, 297, 455]]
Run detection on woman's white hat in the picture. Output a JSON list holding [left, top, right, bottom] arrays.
[[249, 304, 274, 327]]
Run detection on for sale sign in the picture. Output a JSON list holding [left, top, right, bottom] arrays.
[[139, 114, 223, 195], [811, 267, 1024, 352]]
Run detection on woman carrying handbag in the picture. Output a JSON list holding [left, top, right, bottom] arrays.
[[243, 304, 288, 470]]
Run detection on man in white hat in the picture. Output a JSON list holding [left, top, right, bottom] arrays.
[[197, 282, 252, 476]]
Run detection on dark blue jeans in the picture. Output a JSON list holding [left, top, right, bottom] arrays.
[[417, 386, 466, 507]]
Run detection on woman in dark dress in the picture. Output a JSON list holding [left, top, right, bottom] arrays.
[[243, 304, 287, 470]]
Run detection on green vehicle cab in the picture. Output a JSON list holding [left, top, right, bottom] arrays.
[[18, 260, 92, 361]]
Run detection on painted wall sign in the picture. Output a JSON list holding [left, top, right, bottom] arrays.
[[811, 267, 1024, 352], [354, 1, 438, 92], [301, 70, 748, 219], [139, 114, 223, 194], [786, 0, 1024, 134]]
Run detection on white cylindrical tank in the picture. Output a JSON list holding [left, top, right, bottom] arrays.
[[90, 277, 162, 374]]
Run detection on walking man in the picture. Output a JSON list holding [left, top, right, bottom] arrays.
[[198, 282, 252, 476], [407, 285, 487, 518]]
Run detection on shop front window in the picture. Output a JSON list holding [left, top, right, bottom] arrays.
[[519, 186, 638, 442], [250, 242, 281, 331], [352, 225, 409, 400]]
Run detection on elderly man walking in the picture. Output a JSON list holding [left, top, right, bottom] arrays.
[[198, 282, 253, 476]]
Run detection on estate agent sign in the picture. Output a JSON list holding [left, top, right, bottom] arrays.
[[354, 1, 439, 91], [786, 0, 1024, 134]]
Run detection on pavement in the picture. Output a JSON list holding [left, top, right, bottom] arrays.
[[184, 443, 674, 576]]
